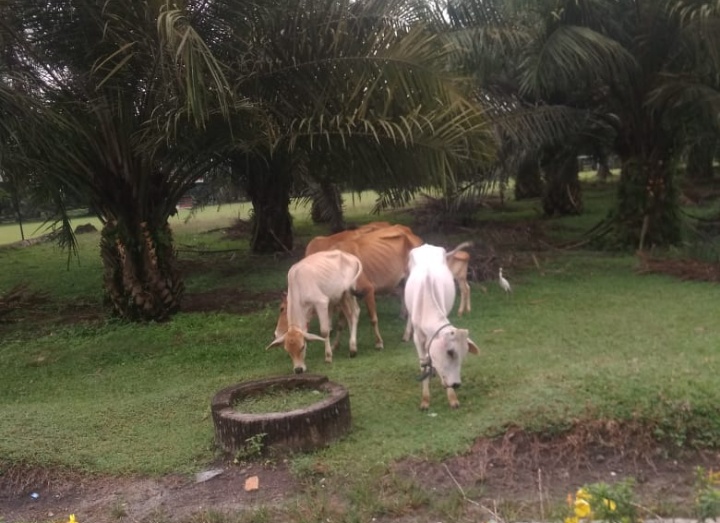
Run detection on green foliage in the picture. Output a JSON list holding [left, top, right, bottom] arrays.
[[233, 434, 267, 463], [694, 467, 720, 522], [232, 387, 328, 414], [565, 480, 638, 523]]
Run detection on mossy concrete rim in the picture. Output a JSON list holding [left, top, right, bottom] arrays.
[[211, 374, 352, 455]]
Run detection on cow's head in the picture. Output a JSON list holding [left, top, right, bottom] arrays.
[[273, 293, 289, 339], [266, 325, 325, 374], [428, 328, 479, 389]]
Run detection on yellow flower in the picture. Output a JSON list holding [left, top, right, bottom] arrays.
[[709, 470, 720, 485], [574, 498, 592, 519], [565, 516, 579, 523], [603, 498, 617, 511], [576, 488, 592, 501], [68, 515, 78, 523]]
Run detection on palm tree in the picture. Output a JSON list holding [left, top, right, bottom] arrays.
[[1, 0, 241, 320], [207, 0, 495, 251], [517, 0, 720, 247], [419, 0, 613, 216], [1, 0, 495, 319]]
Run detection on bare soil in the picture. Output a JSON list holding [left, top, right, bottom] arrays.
[[2, 224, 719, 523], [2, 425, 718, 523]]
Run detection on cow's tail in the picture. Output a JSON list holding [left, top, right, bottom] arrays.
[[350, 259, 366, 298], [446, 241, 473, 258]]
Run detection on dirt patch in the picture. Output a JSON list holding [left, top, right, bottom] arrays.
[[3, 422, 718, 523], [393, 422, 719, 519], [0, 461, 296, 523], [182, 288, 281, 315], [636, 254, 720, 283]]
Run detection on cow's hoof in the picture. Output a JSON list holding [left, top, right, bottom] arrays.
[[450, 402, 460, 409], [349, 350, 357, 358], [375, 343, 384, 350], [419, 403, 429, 411]]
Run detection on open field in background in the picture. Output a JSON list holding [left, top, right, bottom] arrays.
[[0, 191, 390, 246], [1, 178, 720, 521]]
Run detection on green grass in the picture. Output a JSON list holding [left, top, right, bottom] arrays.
[[233, 387, 329, 414], [1, 184, 719, 484]]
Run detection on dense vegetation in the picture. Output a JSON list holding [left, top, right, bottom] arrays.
[[2, 0, 720, 321]]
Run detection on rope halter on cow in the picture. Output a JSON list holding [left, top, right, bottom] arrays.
[[416, 322, 453, 382]]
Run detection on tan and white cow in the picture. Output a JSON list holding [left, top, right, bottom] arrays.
[[404, 244, 479, 410], [276, 223, 424, 350], [446, 241, 472, 317], [266, 250, 363, 374]]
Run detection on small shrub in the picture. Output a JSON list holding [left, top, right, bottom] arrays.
[[694, 467, 720, 522], [233, 433, 267, 463], [564, 479, 638, 523]]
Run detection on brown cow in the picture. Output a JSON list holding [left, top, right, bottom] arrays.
[[276, 224, 423, 349], [304, 221, 393, 256], [446, 242, 472, 316]]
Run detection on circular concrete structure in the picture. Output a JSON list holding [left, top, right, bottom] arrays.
[[211, 374, 351, 455]]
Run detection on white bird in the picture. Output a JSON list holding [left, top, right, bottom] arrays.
[[498, 267, 512, 295]]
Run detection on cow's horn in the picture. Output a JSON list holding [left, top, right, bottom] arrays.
[[265, 334, 286, 350], [303, 332, 326, 343]]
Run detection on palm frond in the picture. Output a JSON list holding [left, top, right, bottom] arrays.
[[519, 24, 637, 98]]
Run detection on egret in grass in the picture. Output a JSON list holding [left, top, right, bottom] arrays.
[[498, 267, 512, 295]]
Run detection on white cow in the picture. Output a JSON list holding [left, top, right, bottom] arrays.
[[403, 244, 480, 410], [266, 250, 362, 373]]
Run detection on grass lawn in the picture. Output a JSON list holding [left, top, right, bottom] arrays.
[[1, 182, 719, 521]]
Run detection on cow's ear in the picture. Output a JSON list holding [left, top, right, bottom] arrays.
[[303, 332, 326, 343], [265, 335, 285, 350], [467, 339, 480, 355]]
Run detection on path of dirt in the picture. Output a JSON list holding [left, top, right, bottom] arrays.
[[3, 424, 718, 523]]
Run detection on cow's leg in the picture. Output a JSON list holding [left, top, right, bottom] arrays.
[[363, 289, 384, 349], [402, 316, 413, 342], [420, 377, 431, 410], [315, 301, 334, 363], [446, 387, 460, 409], [464, 281, 471, 314], [354, 273, 383, 349], [338, 292, 360, 357], [411, 331, 431, 409], [331, 304, 346, 351], [458, 280, 470, 316]]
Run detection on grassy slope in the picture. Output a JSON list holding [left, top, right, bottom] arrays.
[[0, 184, 719, 478]]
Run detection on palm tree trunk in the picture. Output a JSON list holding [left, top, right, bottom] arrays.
[[243, 155, 294, 253], [595, 152, 612, 181], [310, 181, 346, 232], [613, 152, 681, 248], [10, 185, 25, 241], [101, 220, 184, 321], [686, 138, 715, 181], [541, 148, 582, 216], [514, 156, 543, 200]]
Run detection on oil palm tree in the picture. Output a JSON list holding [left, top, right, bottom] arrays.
[[1, 0, 495, 319], [207, 0, 495, 251], [417, 0, 616, 216], [517, 0, 720, 246], [0, 0, 242, 320]]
